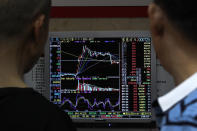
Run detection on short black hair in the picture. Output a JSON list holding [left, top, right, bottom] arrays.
[[0, 0, 51, 39], [154, 0, 197, 41]]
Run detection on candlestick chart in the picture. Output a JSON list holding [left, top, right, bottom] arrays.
[[60, 39, 121, 92], [52, 38, 121, 111]]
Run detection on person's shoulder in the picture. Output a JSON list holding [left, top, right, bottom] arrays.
[[161, 89, 197, 129], [6, 88, 61, 116], [182, 89, 197, 120], [19, 89, 63, 113], [17, 89, 53, 107], [17, 88, 76, 130], [0, 88, 76, 130]]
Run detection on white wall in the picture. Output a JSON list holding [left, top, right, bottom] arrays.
[[52, 0, 152, 6]]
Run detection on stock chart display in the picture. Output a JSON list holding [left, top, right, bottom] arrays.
[[50, 37, 151, 119]]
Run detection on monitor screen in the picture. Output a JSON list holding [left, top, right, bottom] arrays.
[[47, 31, 156, 123]]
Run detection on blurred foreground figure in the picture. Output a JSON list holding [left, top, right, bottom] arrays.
[[149, 0, 197, 130], [0, 1, 76, 130]]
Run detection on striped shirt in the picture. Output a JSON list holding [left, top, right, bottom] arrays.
[[156, 73, 197, 131]]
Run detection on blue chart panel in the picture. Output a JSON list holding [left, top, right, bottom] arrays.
[[61, 92, 119, 111]]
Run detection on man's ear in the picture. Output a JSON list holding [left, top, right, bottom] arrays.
[[148, 3, 165, 37], [33, 14, 46, 44]]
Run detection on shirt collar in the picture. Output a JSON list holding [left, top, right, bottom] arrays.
[[158, 72, 197, 112]]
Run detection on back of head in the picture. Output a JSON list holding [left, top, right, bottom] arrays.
[[154, 0, 197, 42], [150, 0, 197, 84], [0, 0, 51, 77], [0, 0, 51, 40]]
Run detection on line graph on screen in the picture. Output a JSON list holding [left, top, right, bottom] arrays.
[[60, 39, 120, 92]]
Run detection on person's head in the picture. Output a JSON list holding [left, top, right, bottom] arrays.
[[149, 0, 197, 84], [0, 0, 51, 75]]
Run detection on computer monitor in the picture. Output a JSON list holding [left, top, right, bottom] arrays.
[[45, 31, 156, 127]]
